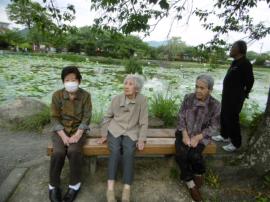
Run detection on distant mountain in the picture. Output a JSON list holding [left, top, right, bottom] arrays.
[[145, 40, 168, 47], [18, 28, 29, 37]]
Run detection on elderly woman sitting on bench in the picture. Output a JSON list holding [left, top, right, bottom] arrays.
[[49, 66, 92, 202], [175, 74, 220, 202], [98, 74, 148, 202]]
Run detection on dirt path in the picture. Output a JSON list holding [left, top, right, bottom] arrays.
[[8, 157, 191, 202], [0, 128, 191, 202], [2, 127, 269, 201], [0, 128, 48, 184]]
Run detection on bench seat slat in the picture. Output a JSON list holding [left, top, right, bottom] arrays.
[[88, 128, 176, 138], [47, 137, 216, 156]]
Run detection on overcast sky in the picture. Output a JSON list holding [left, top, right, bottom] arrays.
[[1, 0, 270, 53]]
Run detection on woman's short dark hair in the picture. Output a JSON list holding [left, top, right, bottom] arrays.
[[61, 66, 82, 83], [234, 40, 247, 55]]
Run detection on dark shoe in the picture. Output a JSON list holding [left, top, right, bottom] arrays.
[[63, 188, 80, 202], [49, 187, 62, 202], [189, 186, 202, 202], [193, 175, 204, 189]]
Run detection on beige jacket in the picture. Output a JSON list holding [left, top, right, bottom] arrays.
[[102, 93, 148, 141]]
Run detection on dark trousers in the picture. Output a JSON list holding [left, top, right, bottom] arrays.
[[107, 131, 136, 185], [49, 132, 86, 187], [175, 132, 205, 182], [220, 95, 245, 148]]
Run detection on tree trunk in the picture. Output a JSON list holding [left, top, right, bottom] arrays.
[[243, 85, 270, 174]]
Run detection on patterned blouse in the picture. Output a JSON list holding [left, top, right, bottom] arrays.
[[177, 93, 221, 145]]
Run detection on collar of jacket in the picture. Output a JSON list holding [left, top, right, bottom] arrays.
[[119, 93, 137, 107], [193, 94, 210, 107], [232, 55, 246, 64], [63, 88, 82, 100]]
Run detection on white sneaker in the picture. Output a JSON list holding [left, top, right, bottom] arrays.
[[212, 135, 230, 143], [222, 143, 237, 152]]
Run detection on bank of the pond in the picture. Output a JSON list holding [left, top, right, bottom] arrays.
[[0, 54, 269, 125]]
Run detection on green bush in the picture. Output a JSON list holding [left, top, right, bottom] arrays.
[[91, 107, 104, 124], [208, 54, 220, 70], [254, 55, 267, 66], [58, 53, 87, 62], [256, 195, 270, 202], [89, 56, 122, 65], [240, 102, 261, 127], [124, 58, 143, 74], [15, 105, 51, 131], [149, 94, 178, 127]]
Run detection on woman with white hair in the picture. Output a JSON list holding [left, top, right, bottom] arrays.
[[98, 74, 148, 202]]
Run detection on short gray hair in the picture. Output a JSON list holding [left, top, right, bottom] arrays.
[[124, 74, 144, 93], [196, 74, 214, 90]]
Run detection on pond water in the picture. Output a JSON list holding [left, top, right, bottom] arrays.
[[0, 54, 269, 120]]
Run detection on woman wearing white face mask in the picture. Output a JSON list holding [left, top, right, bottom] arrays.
[[64, 81, 79, 93], [49, 66, 92, 202]]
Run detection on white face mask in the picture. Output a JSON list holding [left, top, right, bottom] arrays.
[[64, 81, 79, 92]]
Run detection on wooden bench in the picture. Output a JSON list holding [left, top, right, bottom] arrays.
[[47, 129, 216, 174]]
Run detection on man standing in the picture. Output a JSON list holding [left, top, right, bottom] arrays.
[[212, 40, 254, 152]]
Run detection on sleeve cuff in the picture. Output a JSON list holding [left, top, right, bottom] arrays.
[[202, 129, 212, 138], [177, 123, 186, 132], [78, 123, 90, 131], [138, 134, 147, 142], [51, 124, 64, 132], [177, 127, 184, 132]]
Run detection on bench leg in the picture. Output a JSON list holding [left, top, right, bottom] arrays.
[[89, 156, 97, 175]]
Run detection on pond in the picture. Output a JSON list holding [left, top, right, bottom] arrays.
[[0, 54, 269, 122]]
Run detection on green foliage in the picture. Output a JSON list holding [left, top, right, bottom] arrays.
[[91, 0, 270, 47], [6, 0, 46, 30], [30, 52, 87, 62], [121, 13, 150, 34], [254, 56, 266, 66], [254, 54, 270, 66], [247, 51, 259, 61], [124, 58, 143, 74], [0, 29, 25, 49], [91, 107, 104, 124], [240, 102, 262, 129], [207, 47, 227, 71], [193, 45, 210, 63], [15, 105, 50, 131], [19, 42, 32, 50], [246, 112, 264, 141], [209, 53, 220, 70], [65, 26, 151, 59], [263, 173, 270, 189], [149, 93, 178, 127], [6, 0, 75, 48], [157, 37, 197, 61], [58, 53, 87, 62], [205, 169, 220, 189], [256, 195, 270, 202]]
